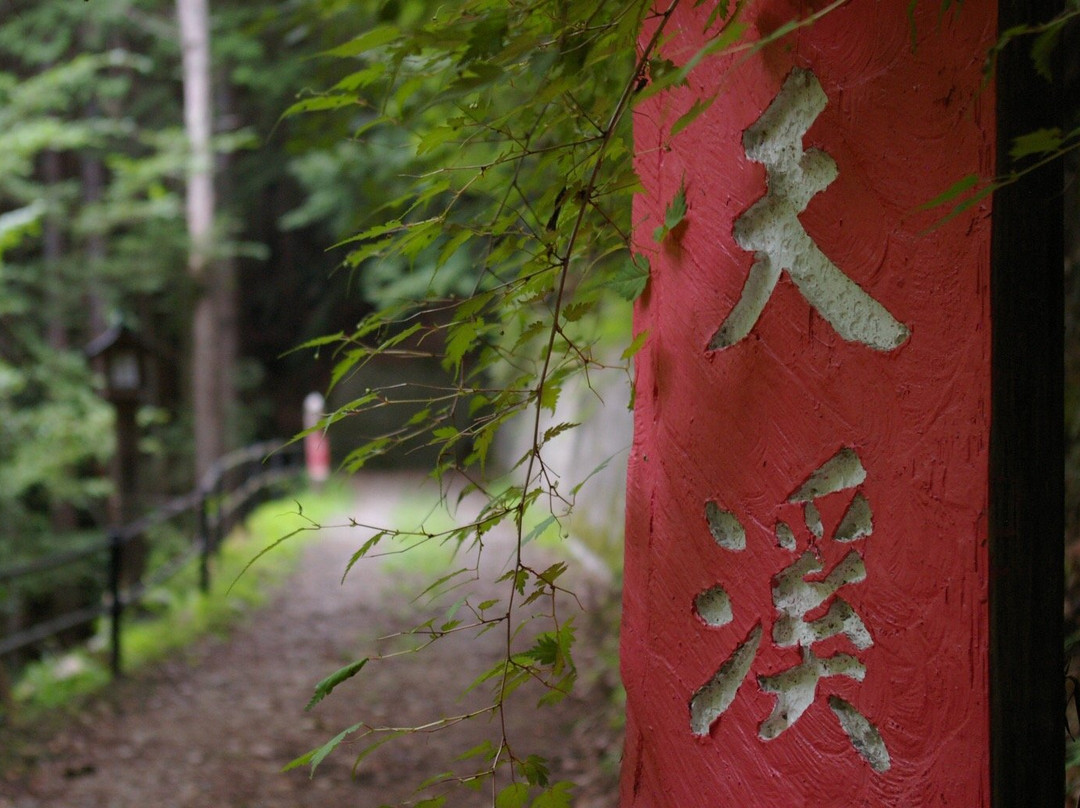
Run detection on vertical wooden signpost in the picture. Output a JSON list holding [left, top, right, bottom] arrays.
[[622, 1, 1060, 805]]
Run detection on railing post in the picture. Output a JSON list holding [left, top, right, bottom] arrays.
[[213, 475, 225, 552], [108, 530, 123, 678], [244, 454, 259, 522], [198, 490, 211, 594]]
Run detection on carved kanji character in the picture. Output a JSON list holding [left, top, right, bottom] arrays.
[[689, 448, 891, 772], [709, 69, 909, 352]]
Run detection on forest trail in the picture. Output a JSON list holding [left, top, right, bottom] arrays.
[[0, 473, 621, 808]]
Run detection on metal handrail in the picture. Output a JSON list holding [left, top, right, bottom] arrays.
[[0, 604, 108, 657], [0, 542, 110, 586], [0, 440, 304, 676]]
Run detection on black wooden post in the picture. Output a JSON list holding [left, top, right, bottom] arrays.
[[108, 530, 124, 677], [198, 490, 211, 594], [990, 0, 1064, 802], [213, 475, 225, 552], [86, 323, 152, 597]]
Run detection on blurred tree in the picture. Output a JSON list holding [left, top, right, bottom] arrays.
[[0, 5, 183, 551], [176, 0, 226, 479], [0, 0, 390, 552]]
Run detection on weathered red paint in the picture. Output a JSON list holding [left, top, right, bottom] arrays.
[[622, 2, 995, 805]]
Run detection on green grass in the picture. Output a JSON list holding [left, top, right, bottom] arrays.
[[2, 475, 617, 721], [372, 476, 570, 580], [4, 480, 353, 719], [376, 488, 463, 577]]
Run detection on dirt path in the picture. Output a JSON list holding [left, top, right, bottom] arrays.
[[0, 473, 622, 808]]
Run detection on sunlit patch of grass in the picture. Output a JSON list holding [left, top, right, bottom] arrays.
[[376, 489, 462, 578], [10, 651, 110, 712]]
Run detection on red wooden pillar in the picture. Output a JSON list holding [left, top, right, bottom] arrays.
[[622, 2, 1059, 805]]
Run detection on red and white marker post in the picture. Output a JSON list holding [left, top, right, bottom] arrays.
[[303, 391, 331, 485]]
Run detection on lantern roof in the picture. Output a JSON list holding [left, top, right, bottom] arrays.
[[85, 322, 152, 360]]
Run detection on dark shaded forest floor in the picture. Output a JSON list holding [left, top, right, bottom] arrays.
[[0, 474, 623, 807]]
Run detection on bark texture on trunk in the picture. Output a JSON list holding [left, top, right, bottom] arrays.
[[177, 0, 223, 480]]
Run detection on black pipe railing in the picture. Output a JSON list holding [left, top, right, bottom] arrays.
[[0, 440, 303, 677]]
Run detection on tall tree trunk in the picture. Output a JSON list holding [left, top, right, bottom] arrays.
[[81, 150, 108, 338], [215, 71, 238, 449], [177, 0, 222, 480], [42, 150, 78, 533], [79, 26, 112, 337]]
